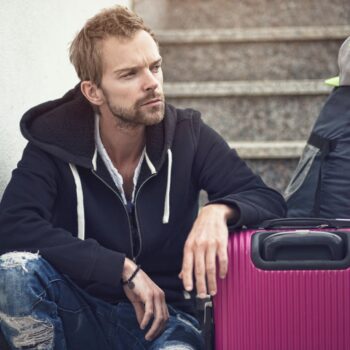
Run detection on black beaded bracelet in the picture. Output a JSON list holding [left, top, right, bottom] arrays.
[[122, 265, 141, 289]]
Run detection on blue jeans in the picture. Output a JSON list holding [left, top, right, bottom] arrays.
[[0, 252, 204, 349]]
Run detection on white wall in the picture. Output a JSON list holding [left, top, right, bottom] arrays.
[[0, 0, 131, 196]]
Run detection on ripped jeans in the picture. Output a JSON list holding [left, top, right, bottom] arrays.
[[0, 252, 204, 350]]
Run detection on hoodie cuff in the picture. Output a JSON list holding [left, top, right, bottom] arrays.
[[89, 247, 126, 289]]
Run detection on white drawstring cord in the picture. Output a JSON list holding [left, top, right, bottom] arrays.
[[145, 152, 157, 174], [162, 149, 172, 224], [69, 164, 85, 240], [92, 147, 98, 171], [69, 147, 171, 238]]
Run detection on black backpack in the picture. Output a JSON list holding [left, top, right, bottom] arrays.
[[285, 86, 350, 218]]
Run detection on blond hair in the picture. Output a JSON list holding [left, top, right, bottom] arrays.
[[69, 6, 155, 86]]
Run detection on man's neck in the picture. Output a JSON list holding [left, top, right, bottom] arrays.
[[98, 114, 146, 169]]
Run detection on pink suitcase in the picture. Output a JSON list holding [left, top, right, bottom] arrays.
[[213, 218, 350, 350]]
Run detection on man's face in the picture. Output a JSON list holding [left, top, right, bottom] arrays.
[[98, 30, 165, 126]]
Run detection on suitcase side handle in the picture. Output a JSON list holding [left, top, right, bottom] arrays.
[[263, 231, 344, 261], [260, 217, 350, 229], [251, 230, 350, 270]]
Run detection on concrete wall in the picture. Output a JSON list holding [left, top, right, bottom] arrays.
[[0, 0, 131, 196]]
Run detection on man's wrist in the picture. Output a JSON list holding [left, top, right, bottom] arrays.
[[202, 203, 236, 221], [122, 257, 137, 280], [122, 264, 141, 289]]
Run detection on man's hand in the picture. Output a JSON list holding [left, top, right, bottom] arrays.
[[122, 258, 169, 341], [179, 204, 235, 298]]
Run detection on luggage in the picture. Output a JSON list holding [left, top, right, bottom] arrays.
[[284, 86, 350, 218], [285, 36, 350, 218], [214, 218, 350, 350]]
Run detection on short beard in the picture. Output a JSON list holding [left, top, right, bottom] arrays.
[[102, 89, 165, 128]]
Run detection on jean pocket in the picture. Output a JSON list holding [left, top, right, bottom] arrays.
[[173, 311, 201, 335]]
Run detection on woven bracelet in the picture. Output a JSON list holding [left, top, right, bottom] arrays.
[[122, 264, 141, 289]]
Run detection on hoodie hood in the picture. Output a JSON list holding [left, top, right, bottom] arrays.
[[20, 84, 177, 171]]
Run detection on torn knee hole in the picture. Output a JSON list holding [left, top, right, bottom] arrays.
[[0, 252, 40, 272], [160, 341, 195, 350], [0, 311, 53, 349]]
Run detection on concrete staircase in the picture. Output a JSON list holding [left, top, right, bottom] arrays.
[[133, 0, 350, 193]]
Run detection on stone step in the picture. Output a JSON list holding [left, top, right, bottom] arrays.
[[229, 141, 305, 159], [134, 0, 350, 30], [165, 80, 330, 142], [167, 94, 326, 142], [159, 27, 348, 82], [230, 141, 303, 192], [164, 79, 331, 97], [246, 158, 297, 193], [199, 136, 304, 198], [157, 26, 350, 44], [199, 157, 297, 198]]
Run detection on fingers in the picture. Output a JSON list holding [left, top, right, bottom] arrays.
[[123, 269, 169, 341], [205, 245, 217, 296], [132, 301, 145, 327], [180, 243, 194, 291], [217, 239, 228, 279], [181, 223, 229, 298], [141, 292, 154, 330], [194, 247, 207, 298], [163, 299, 170, 321], [145, 289, 168, 341]]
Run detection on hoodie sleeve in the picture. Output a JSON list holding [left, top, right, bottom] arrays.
[[0, 144, 125, 292], [192, 118, 287, 228]]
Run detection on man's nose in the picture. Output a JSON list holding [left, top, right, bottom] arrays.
[[143, 70, 160, 91]]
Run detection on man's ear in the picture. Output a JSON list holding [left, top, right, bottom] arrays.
[[80, 81, 104, 106]]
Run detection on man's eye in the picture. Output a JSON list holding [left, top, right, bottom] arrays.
[[152, 64, 161, 73], [122, 72, 135, 78]]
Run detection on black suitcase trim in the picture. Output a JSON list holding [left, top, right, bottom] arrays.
[[251, 218, 350, 270]]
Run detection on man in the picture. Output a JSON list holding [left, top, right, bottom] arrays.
[[0, 6, 286, 350]]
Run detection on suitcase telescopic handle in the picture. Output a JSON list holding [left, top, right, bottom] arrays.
[[260, 217, 350, 229]]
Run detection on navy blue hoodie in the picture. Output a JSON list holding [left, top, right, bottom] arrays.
[[0, 85, 286, 311]]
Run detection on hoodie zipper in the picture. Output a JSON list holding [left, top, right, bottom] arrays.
[[133, 173, 157, 260], [91, 170, 135, 261], [92, 169, 158, 261]]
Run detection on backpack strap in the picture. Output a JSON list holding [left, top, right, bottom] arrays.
[[307, 133, 337, 153], [307, 132, 338, 216]]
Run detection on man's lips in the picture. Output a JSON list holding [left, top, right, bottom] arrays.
[[140, 98, 163, 106]]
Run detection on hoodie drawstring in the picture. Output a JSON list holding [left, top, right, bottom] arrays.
[[145, 152, 157, 175], [162, 149, 172, 224], [92, 147, 98, 171], [69, 148, 172, 239], [69, 164, 85, 240]]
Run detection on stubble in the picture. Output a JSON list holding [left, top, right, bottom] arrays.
[[102, 89, 165, 129]]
